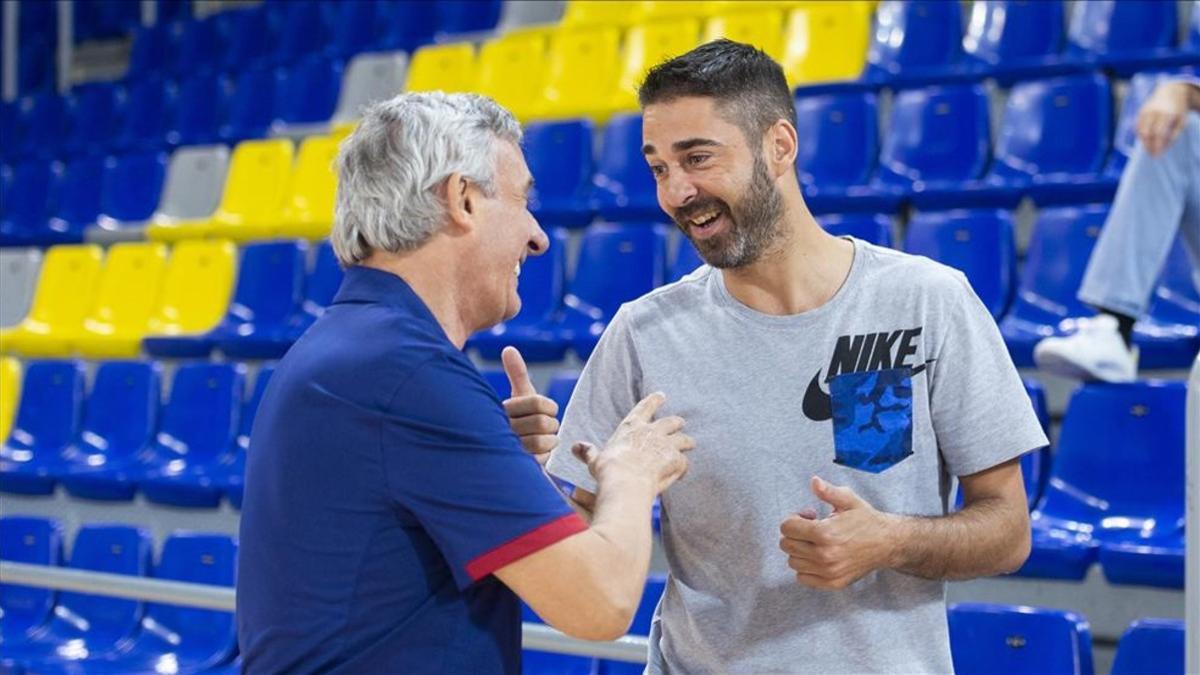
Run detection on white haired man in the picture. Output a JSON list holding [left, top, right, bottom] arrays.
[[237, 93, 694, 673]]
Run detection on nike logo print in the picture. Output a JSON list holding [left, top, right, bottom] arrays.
[[802, 360, 936, 422]]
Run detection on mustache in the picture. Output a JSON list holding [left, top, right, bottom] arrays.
[[672, 197, 729, 227]]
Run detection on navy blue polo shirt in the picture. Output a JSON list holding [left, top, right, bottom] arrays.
[[237, 266, 586, 674]]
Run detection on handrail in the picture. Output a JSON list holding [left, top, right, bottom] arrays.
[[1186, 352, 1199, 675]]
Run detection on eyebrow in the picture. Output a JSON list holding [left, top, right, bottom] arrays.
[[642, 137, 724, 155]]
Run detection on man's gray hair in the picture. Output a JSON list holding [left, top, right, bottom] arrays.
[[331, 92, 523, 266]]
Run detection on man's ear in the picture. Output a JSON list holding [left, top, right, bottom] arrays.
[[766, 119, 798, 178], [443, 172, 476, 234]]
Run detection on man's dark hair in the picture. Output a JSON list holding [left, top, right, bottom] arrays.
[[638, 39, 796, 144]]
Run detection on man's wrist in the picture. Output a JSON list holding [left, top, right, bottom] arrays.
[[595, 465, 657, 502], [881, 512, 913, 571]]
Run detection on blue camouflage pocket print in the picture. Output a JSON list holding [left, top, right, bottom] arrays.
[[829, 368, 914, 473]]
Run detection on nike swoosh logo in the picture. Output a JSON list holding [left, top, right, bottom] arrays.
[[801, 360, 936, 423]]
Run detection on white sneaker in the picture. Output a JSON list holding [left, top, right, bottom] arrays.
[[1033, 314, 1139, 382]]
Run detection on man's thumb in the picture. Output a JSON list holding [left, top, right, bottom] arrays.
[[501, 346, 536, 397], [811, 476, 863, 512]]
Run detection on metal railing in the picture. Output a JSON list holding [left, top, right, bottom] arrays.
[[1187, 352, 1199, 675], [0, 560, 650, 664]]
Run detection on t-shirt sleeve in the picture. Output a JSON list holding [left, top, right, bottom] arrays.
[[927, 271, 1049, 477], [545, 306, 643, 494], [381, 353, 587, 589]]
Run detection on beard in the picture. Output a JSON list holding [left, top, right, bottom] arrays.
[[672, 154, 785, 269]]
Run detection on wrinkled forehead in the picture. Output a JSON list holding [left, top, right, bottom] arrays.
[[641, 97, 747, 156]]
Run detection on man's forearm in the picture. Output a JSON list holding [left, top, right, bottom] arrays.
[[885, 495, 1031, 581]]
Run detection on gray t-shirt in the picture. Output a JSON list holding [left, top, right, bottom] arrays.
[[547, 238, 1048, 674]]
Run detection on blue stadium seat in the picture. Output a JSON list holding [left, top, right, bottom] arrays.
[[903, 209, 1015, 319], [74, 0, 141, 42], [0, 159, 59, 247], [1111, 618, 1185, 675], [147, 242, 306, 359], [1132, 239, 1200, 370], [0, 525, 151, 671], [1189, 5, 1200, 56], [545, 372, 578, 422], [670, 237, 705, 282], [591, 114, 661, 222], [955, 379, 1050, 510], [864, 0, 968, 86], [17, 35, 55, 97], [0, 516, 63, 645], [0, 361, 85, 495], [168, 73, 228, 147], [220, 65, 277, 143], [1017, 381, 1186, 581], [170, 16, 220, 77], [793, 92, 899, 214], [215, 242, 341, 359], [136, 363, 245, 508], [62, 83, 122, 158], [38, 155, 104, 245], [1067, 0, 1185, 75], [12, 91, 66, 160], [0, 102, 17, 161], [819, 213, 894, 247], [999, 205, 1104, 366], [1105, 70, 1181, 179], [212, 6, 272, 73], [526, 120, 596, 229], [67, 533, 239, 673], [225, 365, 275, 510], [947, 603, 1094, 675], [872, 84, 991, 210], [328, 1, 392, 58], [126, 23, 174, 81], [272, 0, 332, 65], [273, 56, 344, 129], [1099, 516, 1184, 589], [97, 150, 169, 228], [378, 1, 439, 52], [112, 77, 174, 152], [472, 228, 569, 362], [52, 362, 161, 502], [962, 1, 1070, 83], [436, 0, 503, 36]]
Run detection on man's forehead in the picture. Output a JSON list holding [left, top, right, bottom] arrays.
[[642, 97, 742, 152]]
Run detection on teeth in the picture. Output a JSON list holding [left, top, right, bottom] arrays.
[[514, 263, 521, 277], [690, 210, 720, 226]]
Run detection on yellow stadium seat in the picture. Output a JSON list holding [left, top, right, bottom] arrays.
[[712, 0, 814, 12], [273, 135, 340, 240], [607, 19, 702, 115], [144, 240, 237, 340], [75, 243, 169, 359], [703, 11, 785, 62], [533, 27, 622, 122], [476, 32, 548, 120], [330, 120, 357, 140], [561, 0, 639, 27], [633, 1, 721, 23], [0, 357, 18, 441], [0, 245, 103, 357], [405, 42, 477, 93], [783, 2, 873, 86]]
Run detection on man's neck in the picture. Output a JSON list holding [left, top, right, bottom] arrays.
[[361, 245, 473, 349]]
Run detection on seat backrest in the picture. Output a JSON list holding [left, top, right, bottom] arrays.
[[1068, 0, 1177, 56], [819, 213, 894, 248], [213, 139, 295, 225], [868, 0, 964, 76], [213, 6, 272, 73], [5, 159, 59, 229], [562, 0, 635, 27], [993, 73, 1111, 179], [568, 223, 667, 316], [904, 209, 1014, 319], [1146, 237, 1200, 325], [236, 366, 275, 450], [783, 2, 873, 86], [303, 242, 345, 314], [84, 242, 169, 331], [156, 363, 243, 463], [509, 227, 567, 324], [115, 77, 174, 151], [52, 155, 105, 231], [0, 248, 43, 328], [525, 120, 594, 213], [60, 525, 152, 636], [378, 1, 439, 51], [475, 32, 547, 119], [169, 17, 219, 77], [496, 0, 566, 32], [610, 19, 701, 112], [168, 73, 227, 147], [63, 83, 121, 156], [8, 360, 84, 453], [100, 151, 168, 224], [155, 145, 229, 221], [948, 603, 1094, 675], [793, 92, 878, 189], [82, 361, 160, 460], [405, 42, 477, 93], [1111, 618, 1185, 675], [146, 533, 238, 653], [226, 242, 308, 326], [592, 113, 656, 209], [878, 84, 990, 186], [0, 358, 20, 441], [1011, 205, 1104, 321], [222, 66, 277, 142], [332, 52, 407, 124], [963, 0, 1064, 64], [280, 135, 339, 233], [0, 516, 63, 634], [328, 1, 385, 58], [147, 239, 237, 335], [274, 56, 343, 126], [435, 0, 503, 35], [704, 11, 785, 62], [273, 1, 331, 65], [22, 244, 104, 331], [126, 23, 172, 81], [540, 27, 621, 117]]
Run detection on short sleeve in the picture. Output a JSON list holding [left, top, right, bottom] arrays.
[[546, 306, 644, 494], [927, 272, 1049, 477], [382, 353, 587, 589]]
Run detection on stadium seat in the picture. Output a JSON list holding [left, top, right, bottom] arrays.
[[495, 0, 566, 33], [999, 205, 1104, 367], [220, 65, 277, 143], [704, 10, 785, 63], [141, 239, 237, 350], [74, 243, 169, 358], [591, 114, 662, 221], [561, 0, 638, 27], [793, 91, 900, 214], [148, 145, 230, 230], [0, 249, 41, 327], [0, 360, 85, 495], [331, 52, 408, 125], [820, 213, 894, 247], [865, 0, 968, 86], [405, 42, 477, 93], [166, 73, 228, 147], [36, 155, 104, 245], [475, 31, 547, 121], [872, 84, 991, 210], [10, 91, 66, 160], [226, 365, 276, 510], [125, 23, 173, 81], [670, 236, 705, 282], [1132, 239, 1200, 370], [273, 135, 340, 240], [169, 16, 220, 78], [962, 0, 1070, 84], [1111, 618, 1185, 675], [525, 121, 595, 228], [1066, 0, 1184, 75], [1189, 3, 1200, 55], [272, 56, 344, 133], [0, 358, 19, 442], [54, 361, 161, 501], [0, 245, 104, 357], [1105, 70, 1178, 179], [544, 372, 578, 422], [67, 533, 239, 673], [272, 0, 331, 65], [112, 77, 174, 152], [212, 6, 272, 73], [327, 1, 388, 59], [0, 516, 63, 645], [535, 27, 622, 121], [783, 2, 873, 88], [1018, 381, 1186, 581], [1099, 516, 1184, 590], [472, 228, 569, 361], [210, 241, 311, 359], [88, 150, 169, 242], [150, 139, 294, 242], [607, 19, 701, 116], [378, 1, 440, 52], [62, 82, 122, 158], [435, 0, 503, 36], [903, 210, 1015, 319], [0, 525, 151, 670], [947, 603, 1094, 675], [0, 159, 59, 247]]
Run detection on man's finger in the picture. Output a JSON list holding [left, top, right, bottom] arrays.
[[780, 514, 823, 542], [1158, 114, 1185, 154], [624, 392, 667, 425], [653, 415, 685, 434], [510, 414, 559, 438], [674, 433, 696, 452], [523, 435, 558, 455], [811, 476, 865, 512], [503, 395, 558, 419], [572, 441, 598, 465], [501, 346, 537, 397]]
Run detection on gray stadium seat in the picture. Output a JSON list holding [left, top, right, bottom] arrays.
[[496, 0, 566, 32], [331, 52, 409, 125], [0, 248, 44, 327]]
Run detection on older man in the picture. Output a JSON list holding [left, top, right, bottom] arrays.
[[237, 93, 693, 674]]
